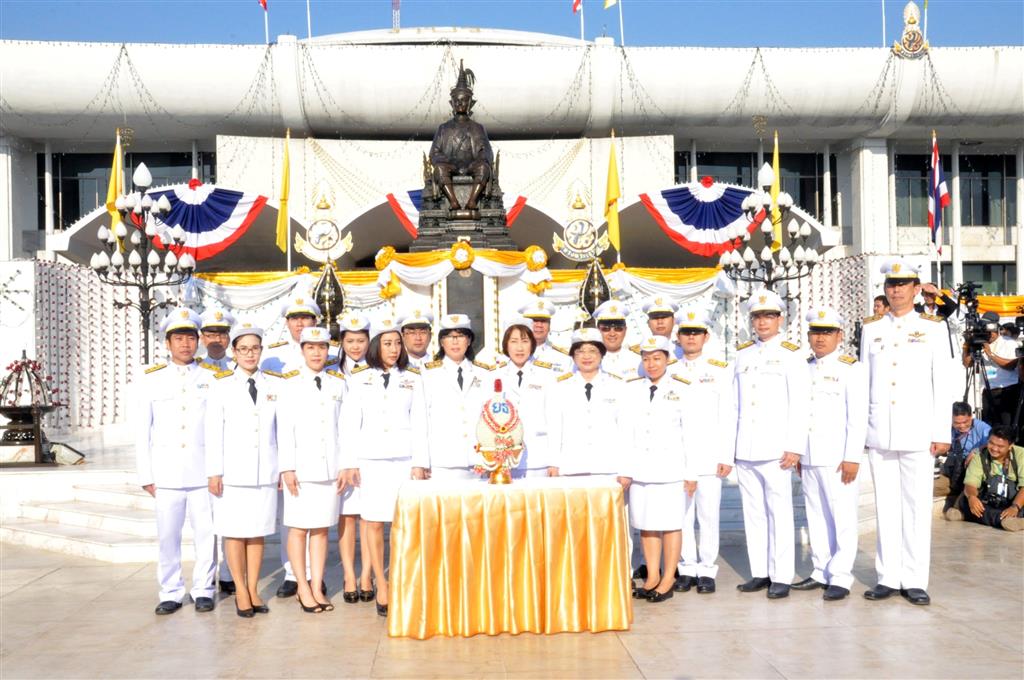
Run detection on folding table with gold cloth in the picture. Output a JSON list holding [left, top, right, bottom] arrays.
[[387, 477, 634, 639]]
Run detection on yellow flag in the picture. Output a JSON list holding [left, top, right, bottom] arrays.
[[275, 129, 291, 254], [604, 0, 617, 7], [105, 129, 124, 250], [605, 137, 621, 253], [770, 130, 782, 251]]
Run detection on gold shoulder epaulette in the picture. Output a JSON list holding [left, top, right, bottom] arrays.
[[268, 340, 288, 349], [672, 374, 691, 385], [533, 359, 554, 369], [553, 345, 570, 355], [406, 366, 421, 375], [627, 376, 645, 383], [839, 354, 858, 365], [280, 369, 300, 379], [325, 357, 340, 366], [214, 369, 234, 380], [556, 372, 574, 382], [629, 343, 641, 354], [736, 340, 754, 351], [262, 369, 284, 378], [607, 372, 623, 380], [424, 360, 443, 369], [472, 360, 495, 371], [781, 341, 800, 352], [921, 313, 943, 322], [862, 314, 882, 325], [198, 361, 220, 371], [707, 358, 728, 368], [351, 364, 370, 374], [667, 358, 678, 366], [144, 363, 167, 374], [326, 369, 345, 380]]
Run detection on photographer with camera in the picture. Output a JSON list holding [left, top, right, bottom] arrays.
[[936, 403, 990, 511], [945, 425, 1024, 532], [962, 310, 1020, 429]]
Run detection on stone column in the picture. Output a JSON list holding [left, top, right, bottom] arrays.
[[822, 143, 832, 230], [44, 141, 54, 235], [848, 138, 890, 255], [191, 140, 199, 181], [1016, 142, 1024, 293], [689, 140, 697, 183]]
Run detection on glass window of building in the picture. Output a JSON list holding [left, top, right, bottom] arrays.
[[951, 263, 1018, 295], [896, 153, 1016, 230]]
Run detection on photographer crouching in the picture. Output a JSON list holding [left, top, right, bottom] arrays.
[[945, 425, 1024, 532], [962, 311, 1020, 430]]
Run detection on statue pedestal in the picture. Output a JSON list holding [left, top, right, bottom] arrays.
[[413, 177, 517, 252]]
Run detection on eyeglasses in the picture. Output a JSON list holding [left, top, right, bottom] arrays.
[[234, 346, 262, 355], [597, 323, 626, 331], [443, 332, 469, 340], [403, 328, 431, 336]]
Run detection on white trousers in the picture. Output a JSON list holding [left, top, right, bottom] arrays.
[[155, 486, 215, 603], [277, 490, 310, 582], [801, 465, 860, 590], [868, 448, 933, 590], [735, 459, 795, 584], [678, 474, 722, 578]]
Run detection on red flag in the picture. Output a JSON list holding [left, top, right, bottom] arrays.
[[572, 0, 581, 13], [258, 0, 267, 9]]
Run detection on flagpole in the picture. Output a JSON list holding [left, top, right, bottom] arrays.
[[306, 0, 312, 39], [881, 0, 886, 46], [580, 2, 585, 41], [617, 0, 625, 46], [264, 7, 270, 45]]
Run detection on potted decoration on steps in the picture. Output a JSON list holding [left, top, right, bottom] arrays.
[[0, 351, 61, 466], [474, 379, 524, 484]]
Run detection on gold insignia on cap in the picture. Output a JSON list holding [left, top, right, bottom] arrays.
[[311, 329, 322, 338], [414, 310, 421, 318], [242, 323, 252, 328], [610, 305, 618, 313], [817, 310, 826, 319], [179, 310, 189, 319], [296, 297, 304, 304], [450, 315, 459, 322], [892, 263, 901, 273], [214, 311, 223, 321], [348, 316, 359, 325], [687, 312, 695, 320], [759, 295, 767, 304], [655, 297, 663, 305]]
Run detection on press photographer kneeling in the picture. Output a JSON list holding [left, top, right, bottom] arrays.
[[962, 311, 1020, 430], [946, 425, 1024, 532]]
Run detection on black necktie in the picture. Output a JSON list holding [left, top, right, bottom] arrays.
[[650, 385, 657, 402], [247, 377, 257, 405], [314, 376, 322, 391], [383, 373, 390, 389], [457, 366, 464, 390], [585, 382, 592, 402], [517, 370, 523, 387]]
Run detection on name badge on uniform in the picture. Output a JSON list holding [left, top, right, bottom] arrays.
[[664, 391, 680, 401], [471, 377, 481, 389], [196, 384, 209, 390], [399, 380, 415, 390], [699, 376, 715, 384], [908, 332, 926, 343], [528, 383, 543, 390], [266, 394, 277, 402]]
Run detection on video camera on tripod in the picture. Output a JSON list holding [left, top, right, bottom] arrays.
[[958, 281, 997, 359]]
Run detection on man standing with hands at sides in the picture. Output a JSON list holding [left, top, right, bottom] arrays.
[[791, 308, 867, 602], [135, 308, 216, 615], [671, 307, 736, 595], [519, 300, 570, 373], [733, 290, 810, 600], [860, 258, 950, 606], [399, 309, 434, 370]]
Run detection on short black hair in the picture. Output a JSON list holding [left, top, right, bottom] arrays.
[[874, 295, 890, 307], [570, 341, 606, 357], [366, 331, 409, 371], [989, 425, 1016, 444], [501, 324, 536, 357], [165, 329, 199, 340], [338, 328, 369, 371], [952, 402, 972, 417], [434, 328, 476, 361]]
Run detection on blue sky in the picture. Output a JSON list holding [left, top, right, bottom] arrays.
[[0, 0, 1021, 47]]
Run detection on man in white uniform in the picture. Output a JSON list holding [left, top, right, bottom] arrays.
[[593, 300, 638, 381], [790, 307, 868, 602], [860, 258, 951, 606], [399, 308, 434, 370], [519, 299, 570, 373], [198, 308, 235, 372], [671, 306, 736, 595], [733, 289, 810, 600], [134, 308, 216, 615]]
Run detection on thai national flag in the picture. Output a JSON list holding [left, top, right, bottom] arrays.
[[572, 0, 582, 13], [928, 133, 950, 252]]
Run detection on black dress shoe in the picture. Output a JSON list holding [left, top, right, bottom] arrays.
[[342, 590, 359, 604], [823, 585, 850, 601], [376, 601, 388, 617], [219, 579, 236, 595], [276, 580, 298, 598], [154, 601, 182, 615], [696, 577, 716, 594], [673, 574, 696, 592], [632, 586, 653, 599], [766, 583, 790, 599], [863, 584, 898, 601], [791, 577, 826, 591], [252, 604, 270, 614], [358, 588, 376, 603], [901, 588, 931, 606], [194, 597, 215, 612], [646, 589, 675, 603], [736, 577, 771, 593], [236, 605, 255, 618], [632, 564, 648, 580]]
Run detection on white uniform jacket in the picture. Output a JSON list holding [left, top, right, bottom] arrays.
[[733, 336, 811, 462], [495, 357, 558, 470], [622, 375, 695, 483], [339, 366, 427, 467], [671, 355, 737, 474], [534, 341, 571, 374], [602, 348, 640, 381], [419, 356, 495, 469], [859, 311, 952, 450], [204, 369, 280, 486], [260, 338, 302, 373], [134, 360, 214, 489], [547, 371, 627, 475], [277, 366, 347, 482], [805, 351, 869, 466]]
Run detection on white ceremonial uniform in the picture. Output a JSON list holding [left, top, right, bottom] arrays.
[[623, 375, 695, 530], [204, 368, 280, 538], [199, 355, 232, 372], [134, 360, 216, 603], [602, 348, 640, 381], [672, 355, 737, 579], [335, 360, 370, 515], [339, 366, 427, 521], [633, 340, 684, 377], [495, 358, 557, 476], [860, 311, 950, 590], [534, 341, 571, 374], [548, 371, 627, 476], [802, 351, 868, 590], [407, 353, 429, 371], [342, 357, 368, 377], [733, 336, 810, 586], [418, 356, 494, 479], [277, 365, 347, 528]]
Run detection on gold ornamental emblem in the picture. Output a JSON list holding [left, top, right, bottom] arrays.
[[758, 295, 767, 304], [818, 310, 826, 319], [892, 263, 901, 274], [179, 310, 189, 319]]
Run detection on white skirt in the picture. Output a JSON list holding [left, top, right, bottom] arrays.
[[358, 457, 412, 522], [338, 484, 360, 516], [214, 484, 277, 538], [630, 481, 684, 531], [283, 480, 340, 529]]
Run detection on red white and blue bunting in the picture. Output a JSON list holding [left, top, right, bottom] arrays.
[[386, 190, 528, 238], [639, 180, 766, 257], [149, 181, 267, 261]]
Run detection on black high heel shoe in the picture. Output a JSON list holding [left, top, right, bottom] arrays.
[[376, 599, 388, 617], [358, 586, 376, 603], [252, 604, 270, 614], [632, 586, 653, 599], [296, 595, 323, 614], [236, 605, 255, 618], [342, 590, 359, 604]]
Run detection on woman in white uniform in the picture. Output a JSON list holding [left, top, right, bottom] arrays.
[[341, 317, 427, 616], [205, 324, 280, 617], [335, 314, 373, 603], [496, 320, 557, 477], [415, 314, 495, 480], [278, 326, 346, 614], [621, 335, 696, 603]]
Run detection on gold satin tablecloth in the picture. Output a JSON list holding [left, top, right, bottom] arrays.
[[388, 477, 633, 639]]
